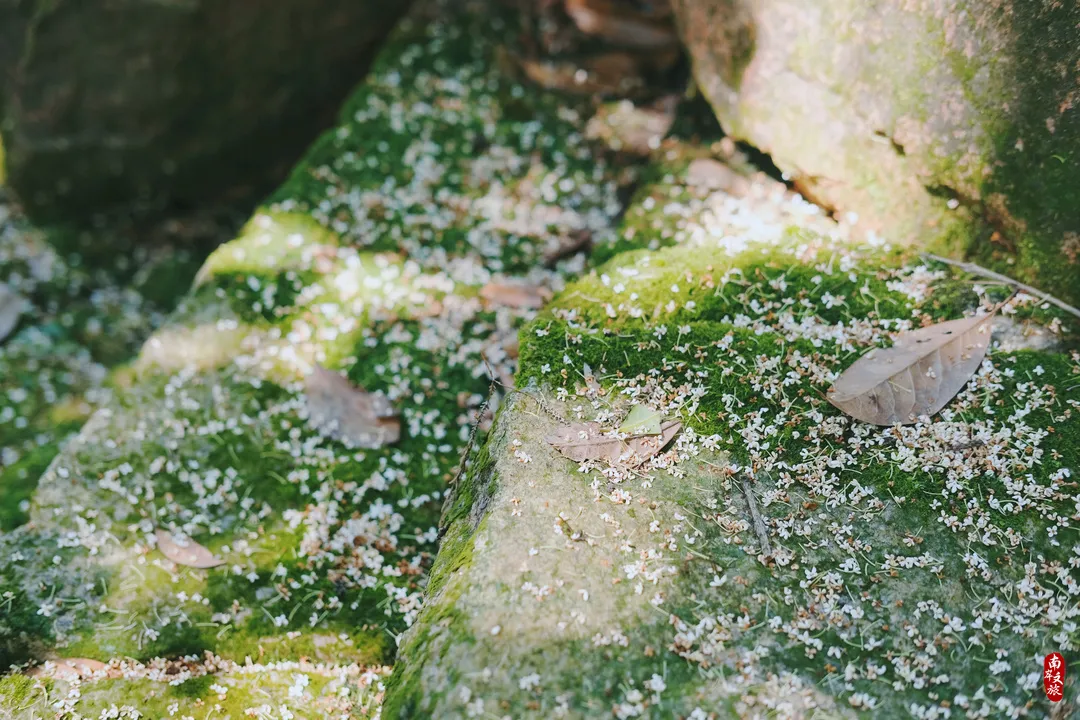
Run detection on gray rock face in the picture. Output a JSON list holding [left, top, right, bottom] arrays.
[[670, 0, 1080, 304], [0, 0, 409, 222]]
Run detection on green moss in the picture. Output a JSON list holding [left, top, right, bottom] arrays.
[[383, 600, 473, 719], [0, 199, 226, 541], [0, 674, 43, 716], [970, 2, 1080, 305], [382, 414, 506, 716], [496, 231, 1078, 715], [0, 438, 71, 531], [2, 664, 388, 719], [2, 0, 633, 685]]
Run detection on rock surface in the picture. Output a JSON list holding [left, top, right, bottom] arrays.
[[387, 136, 1080, 717], [671, 0, 1080, 305], [0, 0, 408, 222], [1, 0, 633, 715]]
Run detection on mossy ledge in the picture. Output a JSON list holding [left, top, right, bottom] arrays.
[[2, 0, 634, 716], [385, 145, 1079, 716]]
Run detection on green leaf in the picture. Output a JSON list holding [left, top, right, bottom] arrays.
[[618, 404, 662, 436]]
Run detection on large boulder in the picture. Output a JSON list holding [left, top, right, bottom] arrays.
[[385, 139, 1080, 717], [0, 0, 408, 223], [670, 0, 1080, 304]]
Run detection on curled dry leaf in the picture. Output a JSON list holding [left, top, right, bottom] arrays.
[[26, 658, 109, 680], [618, 404, 662, 436], [564, 0, 678, 49], [305, 365, 401, 448], [0, 282, 24, 343], [546, 419, 680, 466], [155, 529, 224, 569], [828, 311, 998, 425], [480, 281, 552, 310]]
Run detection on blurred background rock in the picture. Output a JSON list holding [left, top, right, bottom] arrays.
[[0, 0, 410, 224]]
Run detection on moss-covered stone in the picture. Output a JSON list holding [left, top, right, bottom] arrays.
[[1, 2, 633, 716], [0, 194, 222, 533], [8, 0, 1077, 716], [0, 0, 409, 223], [671, 0, 1080, 305], [0, 657, 390, 719], [386, 131, 1079, 717]]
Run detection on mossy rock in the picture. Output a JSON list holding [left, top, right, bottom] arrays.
[[0, 0, 408, 223], [0, 659, 390, 719], [671, 0, 1080, 305], [0, 194, 220, 533], [386, 138, 1080, 717], [0, 2, 631, 715]]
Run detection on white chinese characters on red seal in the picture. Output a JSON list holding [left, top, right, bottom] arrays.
[[1044, 652, 1066, 703]]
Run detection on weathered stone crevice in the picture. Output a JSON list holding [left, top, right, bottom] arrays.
[[670, 0, 1080, 303]]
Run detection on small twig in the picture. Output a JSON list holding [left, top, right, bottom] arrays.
[[922, 253, 1080, 320], [438, 358, 499, 540], [739, 474, 772, 559], [453, 381, 495, 486], [450, 359, 499, 490]]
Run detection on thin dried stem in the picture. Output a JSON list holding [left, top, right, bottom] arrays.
[[921, 253, 1080, 320], [739, 474, 772, 560]]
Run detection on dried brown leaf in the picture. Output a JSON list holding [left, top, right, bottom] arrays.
[[305, 365, 401, 448], [586, 96, 677, 155], [0, 283, 24, 343], [26, 658, 109, 680], [518, 52, 650, 96], [480, 282, 552, 310], [564, 0, 678, 49], [155, 529, 224, 569], [827, 311, 997, 425], [545, 419, 681, 466]]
